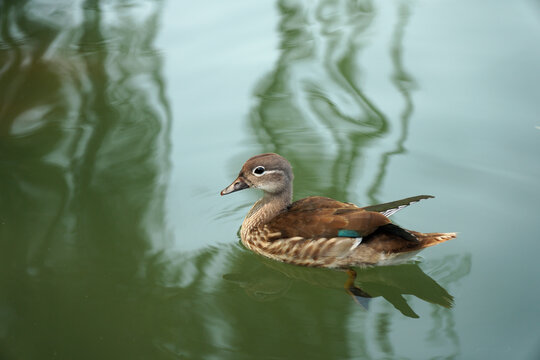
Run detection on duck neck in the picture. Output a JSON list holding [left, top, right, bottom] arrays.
[[242, 188, 292, 234]]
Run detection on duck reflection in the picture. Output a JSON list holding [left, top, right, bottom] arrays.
[[224, 254, 455, 319]]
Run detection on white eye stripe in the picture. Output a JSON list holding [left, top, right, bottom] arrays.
[[252, 167, 280, 177]]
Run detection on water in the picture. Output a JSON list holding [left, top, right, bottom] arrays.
[[1, 0, 540, 359]]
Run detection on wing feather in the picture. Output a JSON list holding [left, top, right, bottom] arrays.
[[361, 195, 434, 217]]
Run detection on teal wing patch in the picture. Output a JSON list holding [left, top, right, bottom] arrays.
[[338, 229, 360, 237]]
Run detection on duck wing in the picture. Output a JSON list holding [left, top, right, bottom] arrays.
[[267, 197, 391, 240], [361, 195, 434, 217]]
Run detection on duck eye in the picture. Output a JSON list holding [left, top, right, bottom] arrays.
[[253, 166, 265, 176]]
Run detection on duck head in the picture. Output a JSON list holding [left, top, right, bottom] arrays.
[[220, 153, 294, 196]]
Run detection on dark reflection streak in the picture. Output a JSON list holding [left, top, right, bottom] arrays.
[[0, 1, 26, 133], [77, 3, 107, 240], [430, 306, 460, 359], [375, 313, 394, 356], [367, 3, 414, 202], [427, 255, 471, 358], [321, 47, 389, 129], [78, 0, 110, 183], [253, 105, 279, 154], [0, 1, 66, 268], [329, 136, 364, 201], [331, 61, 389, 130]]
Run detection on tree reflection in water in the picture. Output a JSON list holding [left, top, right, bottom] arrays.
[[0, 1, 171, 359]]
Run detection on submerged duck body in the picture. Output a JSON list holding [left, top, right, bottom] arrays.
[[221, 153, 456, 268]]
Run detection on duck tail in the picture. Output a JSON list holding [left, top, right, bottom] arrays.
[[410, 231, 457, 249]]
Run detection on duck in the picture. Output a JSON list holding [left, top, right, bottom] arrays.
[[221, 153, 456, 269]]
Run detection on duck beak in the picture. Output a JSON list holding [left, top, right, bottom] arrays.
[[220, 177, 249, 195]]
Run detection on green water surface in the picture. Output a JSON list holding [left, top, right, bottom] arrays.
[[1, 0, 540, 359]]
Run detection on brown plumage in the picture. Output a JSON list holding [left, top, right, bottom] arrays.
[[221, 153, 456, 268]]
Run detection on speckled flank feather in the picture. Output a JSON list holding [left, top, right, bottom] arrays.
[[222, 153, 457, 268], [241, 226, 456, 269]]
